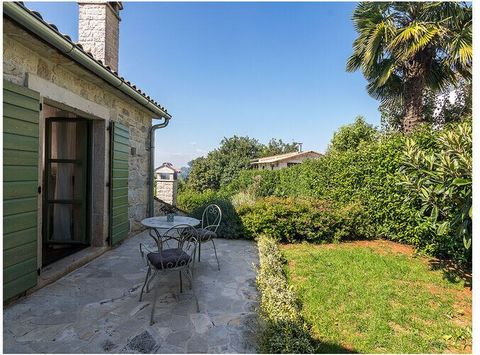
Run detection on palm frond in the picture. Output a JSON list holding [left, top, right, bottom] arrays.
[[346, 53, 363, 72], [363, 21, 387, 67], [426, 60, 456, 92], [367, 72, 403, 103], [445, 26, 472, 68], [388, 22, 425, 52], [369, 58, 397, 87], [399, 25, 443, 60]]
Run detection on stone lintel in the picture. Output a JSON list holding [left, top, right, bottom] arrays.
[[26, 73, 110, 120]]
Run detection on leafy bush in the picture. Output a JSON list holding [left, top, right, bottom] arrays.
[[238, 197, 367, 243], [176, 188, 245, 238], [234, 132, 433, 244], [230, 191, 257, 209], [399, 120, 472, 262], [222, 169, 280, 198], [327, 115, 378, 153], [256, 236, 315, 353]]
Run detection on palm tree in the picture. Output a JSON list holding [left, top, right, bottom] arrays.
[[346, 2, 472, 132]]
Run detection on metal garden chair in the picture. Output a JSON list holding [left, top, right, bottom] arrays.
[[196, 204, 222, 270], [138, 224, 199, 325]]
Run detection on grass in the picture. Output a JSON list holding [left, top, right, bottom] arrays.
[[282, 240, 472, 354]]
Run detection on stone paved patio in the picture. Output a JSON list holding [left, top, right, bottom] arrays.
[[3, 231, 259, 353]]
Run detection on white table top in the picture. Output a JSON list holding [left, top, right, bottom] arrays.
[[141, 216, 200, 229]]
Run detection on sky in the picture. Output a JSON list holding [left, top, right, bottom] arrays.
[[25, 1, 381, 168]]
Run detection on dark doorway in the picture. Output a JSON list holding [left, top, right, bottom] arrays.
[[43, 118, 90, 266]]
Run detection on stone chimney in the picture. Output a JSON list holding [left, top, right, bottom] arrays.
[[78, 2, 123, 73]]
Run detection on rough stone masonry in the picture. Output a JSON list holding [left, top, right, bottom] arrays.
[[4, 7, 152, 235], [78, 1, 122, 73]]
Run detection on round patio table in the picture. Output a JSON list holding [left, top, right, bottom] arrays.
[[141, 216, 201, 250], [141, 216, 200, 230]]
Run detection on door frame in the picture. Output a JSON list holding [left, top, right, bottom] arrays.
[[42, 117, 91, 254]]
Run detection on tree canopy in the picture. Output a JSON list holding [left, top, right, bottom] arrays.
[[261, 139, 299, 157], [328, 116, 377, 153], [347, 2, 472, 132], [185, 136, 300, 191]]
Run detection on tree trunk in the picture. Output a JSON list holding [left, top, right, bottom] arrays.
[[403, 77, 425, 132], [402, 54, 429, 133]]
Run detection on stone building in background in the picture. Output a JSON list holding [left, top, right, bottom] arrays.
[[155, 162, 180, 206]]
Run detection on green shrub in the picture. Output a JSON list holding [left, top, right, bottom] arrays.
[[222, 169, 280, 198], [256, 236, 315, 353], [238, 197, 367, 243], [226, 122, 470, 263], [327, 115, 378, 153], [399, 120, 472, 263], [176, 188, 246, 238], [230, 191, 257, 209]]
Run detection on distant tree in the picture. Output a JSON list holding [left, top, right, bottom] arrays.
[[215, 136, 264, 187], [328, 116, 378, 153], [261, 139, 299, 157], [176, 166, 190, 193], [186, 136, 263, 191], [347, 2, 472, 132], [179, 166, 191, 180], [185, 157, 218, 191]]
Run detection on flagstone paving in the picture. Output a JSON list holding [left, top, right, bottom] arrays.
[[3, 231, 259, 353]]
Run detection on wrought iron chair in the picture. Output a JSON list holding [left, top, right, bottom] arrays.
[[138, 224, 199, 325], [196, 204, 222, 270]]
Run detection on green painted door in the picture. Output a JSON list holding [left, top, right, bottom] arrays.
[[110, 121, 129, 245], [3, 80, 40, 300]]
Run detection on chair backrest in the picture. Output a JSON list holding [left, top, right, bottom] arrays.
[[160, 224, 198, 258], [201, 204, 222, 232], [140, 225, 198, 270]]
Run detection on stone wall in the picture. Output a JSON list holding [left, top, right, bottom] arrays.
[[3, 18, 158, 237], [156, 179, 178, 206]]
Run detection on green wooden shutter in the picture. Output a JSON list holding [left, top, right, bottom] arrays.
[[110, 121, 130, 245], [3, 80, 40, 300]]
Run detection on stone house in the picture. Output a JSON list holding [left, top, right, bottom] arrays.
[[250, 151, 322, 170], [3, 2, 172, 301], [154, 162, 180, 206]]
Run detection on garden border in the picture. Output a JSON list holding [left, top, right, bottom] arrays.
[[256, 236, 315, 353]]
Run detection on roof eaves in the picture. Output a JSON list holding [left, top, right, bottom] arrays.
[[251, 151, 322, 164], [6, 2, 171, 119]]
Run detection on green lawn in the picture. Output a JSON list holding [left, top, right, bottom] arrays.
[[282, 240, 471, 354]]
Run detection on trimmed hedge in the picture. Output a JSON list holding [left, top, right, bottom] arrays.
[[178, 121, 471, 263], [222, 123, 471, 262], [238, 197, 369, 243], [256, 236, 315, 353], [176, 189, 246, 238]]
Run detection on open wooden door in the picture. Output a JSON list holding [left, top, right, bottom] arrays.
[[3, 80, 40, 300], [43, 117, 89, 266], [109, 121, 130, 245]]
